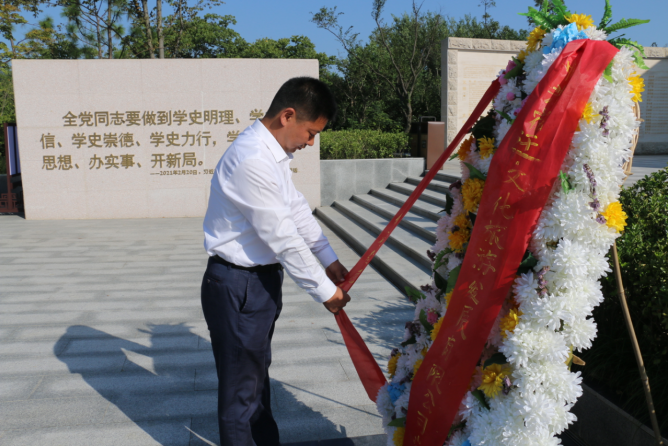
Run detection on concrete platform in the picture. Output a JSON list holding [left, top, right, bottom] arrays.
[[0, 215, 414, 445]]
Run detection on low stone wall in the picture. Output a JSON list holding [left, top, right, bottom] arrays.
[[320, 158, 425, 206], [570, 384, 667, 445]]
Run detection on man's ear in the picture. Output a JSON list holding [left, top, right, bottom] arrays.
[[279, 108, 296, 127]]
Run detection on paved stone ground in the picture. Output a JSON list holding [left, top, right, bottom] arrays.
[[0, 216, 414, 445]]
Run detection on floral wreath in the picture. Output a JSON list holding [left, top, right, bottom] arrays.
[[376, 1, 647, 444]]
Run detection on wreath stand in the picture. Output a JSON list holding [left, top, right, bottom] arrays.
[[614, 103, 663, 445]]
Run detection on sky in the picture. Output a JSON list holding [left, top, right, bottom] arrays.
[[9, 0, 668, 57]]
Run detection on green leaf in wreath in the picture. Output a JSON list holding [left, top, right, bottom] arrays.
[[483, 352, 509, 369], [446, 265, 461, 294], [401, 335, 416, 347], [559, 171, 573, 193], [449, 152, 459, 161], [420, 309, 434, 333], [433, 249, 452, 271], [445, 193, 454, 215], [405, 286, 426, 304], [388, 417, 406, 428], [434, 271, 448, 291], [503, 58, 525, 80], [603, 60, 614, 83], [468, 212, 477, 227], [550, 0, 570, 20], [517, 250, 538, 275], [599, 0, 613, 29], [605, 18, 650, 35], [471, 389, 491, 410], [463, 162, 486, 181], [495, 109, 515, 124]]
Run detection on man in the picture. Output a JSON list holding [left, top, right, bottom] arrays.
[[201, 77, 352, 446]]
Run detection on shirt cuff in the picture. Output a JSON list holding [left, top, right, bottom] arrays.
[[309, 277, 338, 304], [314, 246, 338, 269]]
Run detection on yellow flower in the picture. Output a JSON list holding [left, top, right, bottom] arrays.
[[444, 291, 453, 308], [448, 226, 471, 251], [393, 427, 405, 446], [601, 201, 628, 232], [462, 177, 485, 213], [431, 315, 444, 341], [453, 213, 470, 230], [478, 136, 496, 160], [526, 26, 547, 52], [628, 72, 645, 102], [500, 308, 522, 338], [413, 359, 423, 377], [388, 353, 401, 378], [458, 135, 475, 161], [581, 102, 598, 123], [567, 13, 595, 30], [478, 363, 512, 398], [517, 49, 529, 63]]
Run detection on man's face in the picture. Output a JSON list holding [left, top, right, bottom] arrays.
[[282, 113, 329, 154]]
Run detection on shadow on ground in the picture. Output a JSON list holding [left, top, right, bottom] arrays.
[[54, 324, 349, 446]]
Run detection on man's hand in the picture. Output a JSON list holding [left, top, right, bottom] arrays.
[[326, 260, 349, 284], [323, 287, 351, 314]]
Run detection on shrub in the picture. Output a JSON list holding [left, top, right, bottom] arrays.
[[319, 129, 408, 159], [579, 166, 668, 432]]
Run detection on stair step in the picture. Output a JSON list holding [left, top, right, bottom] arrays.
[[351, 194, 437, 243], [432, 171, 460, 183], [387, 182, 448, 208], [315, 207, 431, 293], [405, 176, 451, 194], [369, 188, 444, 222], [332, 200, 432, 270]]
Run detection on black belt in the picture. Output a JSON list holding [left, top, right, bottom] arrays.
[[211, 255, 282, 273]]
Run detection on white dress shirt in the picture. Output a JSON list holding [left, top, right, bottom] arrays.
[[203, 119, 338, 303]]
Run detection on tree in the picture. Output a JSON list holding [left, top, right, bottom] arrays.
[[58, 0, 128, 59], [125, 0, 223, 59], [313, 1, 444, 133]]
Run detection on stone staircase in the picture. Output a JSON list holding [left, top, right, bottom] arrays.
[[315, 171, 460, 294]]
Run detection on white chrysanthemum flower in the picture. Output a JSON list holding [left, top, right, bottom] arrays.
[[584, 26, 607, 41]]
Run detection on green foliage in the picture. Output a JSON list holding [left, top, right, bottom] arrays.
[[0, 69, 15, 168], [599, 0, 613, 29], [609, 37, 649, 70], [604, 18, 650, 35], [580, 166, 668, 433], [559, 171, 573, 192], [388, 417, 406, 427], [319, 129, 407, 159], [483, 352, 508, 368], [464, 162, 486, 181], [471, 111, 497, 141], [517, 251, 538, 275], [446, 265, 461, 294], [405, 286, 426, 304]]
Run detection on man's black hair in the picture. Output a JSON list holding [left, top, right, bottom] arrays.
[[265, 76, 337, 123]]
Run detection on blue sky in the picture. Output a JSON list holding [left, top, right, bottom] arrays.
[[11, 0, 668, 56]]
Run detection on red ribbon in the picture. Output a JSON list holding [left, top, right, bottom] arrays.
[[334, 80, 502, 403], [404, 40, 619, 445]]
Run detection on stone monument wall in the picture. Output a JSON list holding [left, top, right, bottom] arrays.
[[442, 37, 668, 154], [12, 59, 320, 220]]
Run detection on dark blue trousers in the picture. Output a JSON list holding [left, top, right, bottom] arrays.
[[201, 257, 283, 446]]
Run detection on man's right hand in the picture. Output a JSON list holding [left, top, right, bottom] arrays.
[[323, 287, 351, 314]]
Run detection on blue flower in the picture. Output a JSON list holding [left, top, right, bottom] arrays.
[[543, 23, 589, 54], [387, 383, 406, 404], [461, 439, 472, 446]]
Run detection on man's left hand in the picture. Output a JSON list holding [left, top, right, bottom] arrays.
[[326, 260, 349, 285]]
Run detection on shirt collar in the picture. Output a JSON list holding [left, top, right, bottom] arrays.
[[252, 119, 289, 163]]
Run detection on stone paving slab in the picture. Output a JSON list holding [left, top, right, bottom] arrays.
[[0, 214, 413, 445]]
